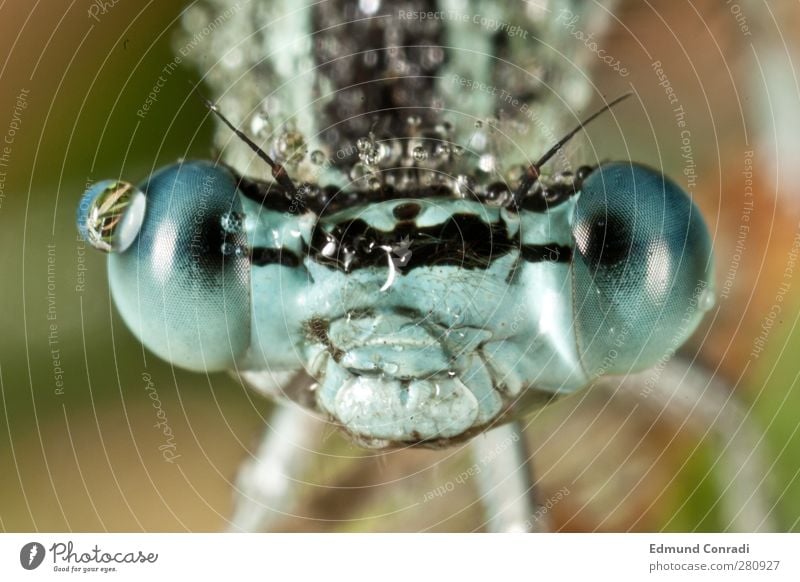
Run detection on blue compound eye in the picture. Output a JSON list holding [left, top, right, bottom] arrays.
[[79, 161, 252, 371], [570, 162, 715, 377]]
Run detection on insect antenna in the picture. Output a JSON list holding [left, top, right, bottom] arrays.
[[200, 97, 298, 197], [511, 92, 632, 207]]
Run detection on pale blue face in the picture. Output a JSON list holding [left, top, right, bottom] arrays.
[[78, 159, 714, 447]]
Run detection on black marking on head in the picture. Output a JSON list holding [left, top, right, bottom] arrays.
[[392, 202, 422, 221], [576, 165, 595, 182], [185, 212, 248, 273], [309, 213, 574, 274], [250, 247, 301, 268], [195, 215, 227, 268], [233, 173, 295, 212], [310, 213, 517, 273], [518, 182, 577, 212], [504, 244, 573, 285], [305, 317, 344, 362], [237, 179, 458, 215], [573, 213, 631, 268], [234, 170, 586, 217]]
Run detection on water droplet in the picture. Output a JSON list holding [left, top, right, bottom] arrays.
[[363, 50, 379, 67], [474, 120, 483, 129], [220, 242, 247, 258], [356, 136, 371, 151], [250, 112, 270, 137], [220, 211, 244, 233], [383, 362, 399, 375], [222, 47, 243, 70], [412, 146, 428, 161], [452, 145, 465, 158], [366, 147, 383, 166], [485, 183, 510, 206], [274, 130, 307, 164], [421, 46, 444, 69], [77, 180, 146, 253], [357, 136, 384, 166], [310, 150, 326, 165], [368, 177, 382, 191], [478, 154, 497, 173], [699, 287, 716, 311], [264, 96, 283, 119], [359, 0, 381, 16], [472, 131, 488, 150], [350, 162, 372, 181], [434, 143, 451, 159], [434, 122, 451, 136], [455, 174, 474, 197], [321, 240, 337, 257], [407, 115, 422, 127]]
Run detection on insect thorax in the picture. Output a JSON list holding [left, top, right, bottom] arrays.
[[179, 0, 596, 196]]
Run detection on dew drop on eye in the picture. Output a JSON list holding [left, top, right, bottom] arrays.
[[698, 286, 716, 312], [77, 180, 146, 253]]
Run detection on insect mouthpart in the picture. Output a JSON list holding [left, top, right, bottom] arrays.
[[309, 312, 505, 447]]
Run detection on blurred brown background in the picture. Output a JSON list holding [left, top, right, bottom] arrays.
[[1, 0, 799, 532]]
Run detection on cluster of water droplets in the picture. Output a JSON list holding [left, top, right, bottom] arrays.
[[241, 100, 551, 207], [341, 114, 506, 195], [248, 103, 311, 170], [219, 211, 248, 258]]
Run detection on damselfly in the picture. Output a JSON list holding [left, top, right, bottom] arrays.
[[77, 0, 718, 531]]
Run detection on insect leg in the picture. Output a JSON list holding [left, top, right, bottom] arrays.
[[603, 358, 776, 532], [470, 421, 547, 532], [228, 403, 326, 532]]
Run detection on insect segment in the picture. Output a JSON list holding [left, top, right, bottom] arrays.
[[77, 94, 714, 448]]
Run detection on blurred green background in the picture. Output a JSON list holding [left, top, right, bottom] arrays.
[[1, 0, 799, 532]]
